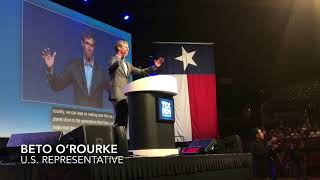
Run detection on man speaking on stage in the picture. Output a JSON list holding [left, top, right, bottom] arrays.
[[107, 40, 164, 127]]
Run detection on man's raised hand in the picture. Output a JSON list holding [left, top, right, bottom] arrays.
[[154, 57, 164, 68], [42, 48, 56, 69]]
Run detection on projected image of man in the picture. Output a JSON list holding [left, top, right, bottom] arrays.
[[42, 31, 107, 108]]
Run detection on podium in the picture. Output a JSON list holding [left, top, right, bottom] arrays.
[[124, 75, 178, 156]]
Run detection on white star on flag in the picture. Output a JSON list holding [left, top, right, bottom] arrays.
[[175, 46, 197, 71]]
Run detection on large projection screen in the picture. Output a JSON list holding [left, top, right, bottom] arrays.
[[0, 0, 131, 137]]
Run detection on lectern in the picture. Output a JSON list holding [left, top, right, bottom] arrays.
[[124, 75, 178, 156]]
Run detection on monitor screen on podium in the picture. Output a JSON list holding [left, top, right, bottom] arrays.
[[158, 98, 175, 123]]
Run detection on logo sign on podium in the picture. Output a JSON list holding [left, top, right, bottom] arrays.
[[158, 98, 175, 122]]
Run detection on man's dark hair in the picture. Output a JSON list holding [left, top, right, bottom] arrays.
[[81, 30, 96, 43]]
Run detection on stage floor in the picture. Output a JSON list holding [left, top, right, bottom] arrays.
[[0, 153, 252, 180]]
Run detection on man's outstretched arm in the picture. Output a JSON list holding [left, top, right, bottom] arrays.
[[131, 57, 164, 75]]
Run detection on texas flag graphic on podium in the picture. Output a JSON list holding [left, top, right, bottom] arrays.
[[152, 42, 218, 141]]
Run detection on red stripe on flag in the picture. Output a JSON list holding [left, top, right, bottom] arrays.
[[187, 74, 218, 139]]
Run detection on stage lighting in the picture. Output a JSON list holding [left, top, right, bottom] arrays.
[[123, 15, 130, 21]]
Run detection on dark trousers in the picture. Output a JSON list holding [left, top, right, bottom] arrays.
[[292, 159, 307, 180], [112, 99, 128, 128]]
